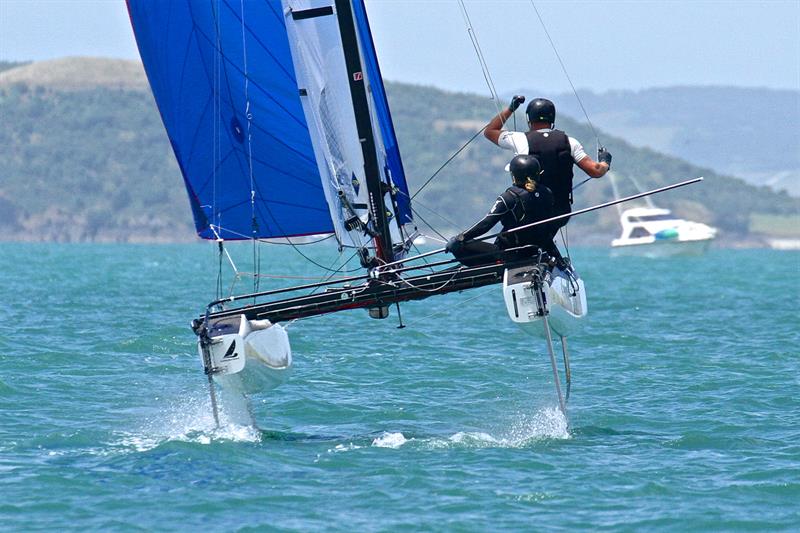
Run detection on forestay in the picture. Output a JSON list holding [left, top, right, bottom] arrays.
[[127, 0, 412, 245]]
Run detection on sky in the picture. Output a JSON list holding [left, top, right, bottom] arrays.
[[0, 0, 798, 95]]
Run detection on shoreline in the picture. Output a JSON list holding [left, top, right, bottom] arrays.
[[1, 235, 796, 250]]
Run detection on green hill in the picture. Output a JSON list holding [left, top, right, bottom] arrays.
[[547, 86, 800, 197], [0, 58, 797, 244]]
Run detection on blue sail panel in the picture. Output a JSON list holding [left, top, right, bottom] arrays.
[[352, 0, 413, 225], [127, 0, 334, 240]]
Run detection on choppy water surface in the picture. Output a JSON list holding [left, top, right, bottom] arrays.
[[1, 244, 798, 531]]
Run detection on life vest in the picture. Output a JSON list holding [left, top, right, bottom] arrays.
[[497, 185, 555, 250], [525, 129, 574, 220]]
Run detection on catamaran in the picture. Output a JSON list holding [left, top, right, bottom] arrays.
[[127, 0, 699, 423]]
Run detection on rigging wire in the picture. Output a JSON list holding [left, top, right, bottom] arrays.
[[627, 173, 656, 208], [219, 211, 362, 272], [457, 0, 502, 114], [529, 0, 602, 151], [410, 125, 486, 200], [410, 207, 448, 241], [238, 0, 260, 296], [212, 0, 222, 298], [409, 243, 439, 274], [559, 224, 571, 261], [307, 248, 363, 297], [408, 192, 463, 232], [401, 2, 505, 237]]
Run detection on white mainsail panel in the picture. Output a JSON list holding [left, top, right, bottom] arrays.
[[283, 1, 372, 249]]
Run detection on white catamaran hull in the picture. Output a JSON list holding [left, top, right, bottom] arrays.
[[199, 315, 292, 395], [502, 264, 587, 338]]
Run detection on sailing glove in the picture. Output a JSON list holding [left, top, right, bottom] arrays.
[[509, 95, 525, 112], [446, 234, 465, 253], [598, 148, 612, 167]]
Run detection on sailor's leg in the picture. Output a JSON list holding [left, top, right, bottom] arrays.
[[560, 335, 571, 402]]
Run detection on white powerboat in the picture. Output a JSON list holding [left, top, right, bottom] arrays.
[[611, 207, 716, 257]]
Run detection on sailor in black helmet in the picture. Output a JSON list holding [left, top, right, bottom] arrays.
[[485, 96, 612, 232], [446, 154, 561, 267]]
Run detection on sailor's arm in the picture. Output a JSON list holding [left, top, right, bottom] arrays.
[[577, 157, 610, 178], [461, 213, 500, 242], [576, 147, 612, 178], [484, 108, 513, 145], [484, 95, 525, 145], [447, 196, 508, 252]]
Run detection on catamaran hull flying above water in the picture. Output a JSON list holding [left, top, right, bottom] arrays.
[[199, 315, 292, 394], [503, 263, 587, 338]]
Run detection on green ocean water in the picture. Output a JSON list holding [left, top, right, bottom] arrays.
[[1, 243, 798, 531]]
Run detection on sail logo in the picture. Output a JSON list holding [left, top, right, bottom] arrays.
[[353, 72, 363, 82], [222, 340, 238, 360]]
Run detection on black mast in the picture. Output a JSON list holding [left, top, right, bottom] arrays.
[[334, 0, 393, 263]]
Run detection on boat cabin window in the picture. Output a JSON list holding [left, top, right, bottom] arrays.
[[630, 214, 676, 222], [631, 227, 651, 238]]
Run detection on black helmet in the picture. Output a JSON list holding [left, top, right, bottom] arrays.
[[509, 154, 542, 182], [526, 98, 556, 124]]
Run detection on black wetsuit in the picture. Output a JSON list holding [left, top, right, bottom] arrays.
[[452, 184, 558, 267]]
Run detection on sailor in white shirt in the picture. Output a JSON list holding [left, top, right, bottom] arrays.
[[485, 96, 612, 230], [497, 129, 588, 166]]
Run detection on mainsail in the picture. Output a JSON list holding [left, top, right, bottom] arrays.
[[127, 0, 412, 249]]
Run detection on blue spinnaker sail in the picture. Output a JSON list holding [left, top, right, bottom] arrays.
[[128, 0, 411, 242]]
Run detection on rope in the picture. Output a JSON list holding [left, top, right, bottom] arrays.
[[529, 0, 602, 151], [403, 285, 494, 328], [573, 177, 592, 191], [390, 268, 463, 294], [216, 240, 223, 300]]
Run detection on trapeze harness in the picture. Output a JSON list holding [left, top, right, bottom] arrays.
[[526, 129, 574, 229]]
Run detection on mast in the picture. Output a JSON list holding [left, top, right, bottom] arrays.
[[334, 0, 393, 263]]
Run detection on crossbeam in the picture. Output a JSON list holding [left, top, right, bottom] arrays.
[[194, 259, 536, 328]]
